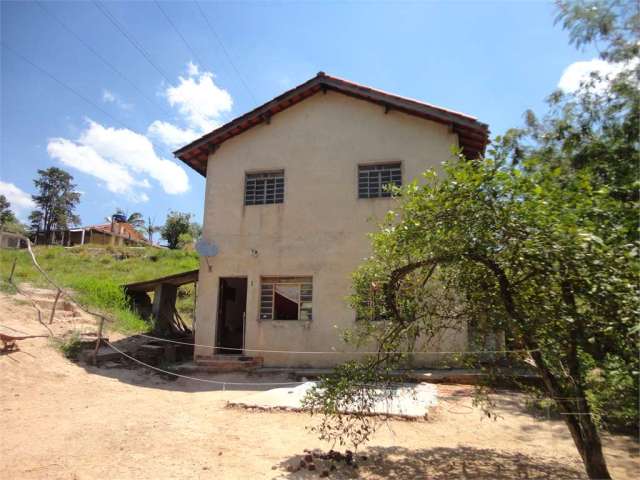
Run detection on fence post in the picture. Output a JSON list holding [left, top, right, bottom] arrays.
[[8, 258, 17, 283], [93, 316, 105, 366], [48, 289, 62, 325]]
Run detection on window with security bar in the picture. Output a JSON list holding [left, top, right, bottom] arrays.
[[358, 162, 402, 198], [260, 277, 312, 321], [244, 170, 285, 205]]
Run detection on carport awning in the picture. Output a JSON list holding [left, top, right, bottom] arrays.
[[123, 269, 199, 293]]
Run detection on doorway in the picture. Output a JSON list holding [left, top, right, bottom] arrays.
[[216, 277, 247, 354]]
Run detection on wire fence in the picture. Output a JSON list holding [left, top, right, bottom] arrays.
[[136, 332, 538, 356], [0, 237, 598, 403]]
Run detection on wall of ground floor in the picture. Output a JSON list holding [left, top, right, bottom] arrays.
[[193, 253, 469, 369]]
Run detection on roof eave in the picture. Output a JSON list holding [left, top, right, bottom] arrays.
[[174, 73, 489, 177]]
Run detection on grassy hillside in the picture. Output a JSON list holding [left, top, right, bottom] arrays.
[[0, 245, 199, 332]]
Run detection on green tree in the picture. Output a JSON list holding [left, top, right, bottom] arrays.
[[113, 208, 145, 230], [306, 154, 637, 479], [0, 194, 17, 226], [305, 3, 639, 478], [509, 0, 639, 202], [161, 211, 200, 249], [145, 216, 161, 244], [29, 167, 81, 237], [0, 195, 25, 234]]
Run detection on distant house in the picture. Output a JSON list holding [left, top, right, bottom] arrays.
[[0, 231, 27, 249], [174, 73, 489, 368], [33, 220, 149, 247]]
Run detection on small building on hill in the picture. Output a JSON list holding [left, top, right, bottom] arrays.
[[0, 230, 27, 249], [33, 220, 149, 247]]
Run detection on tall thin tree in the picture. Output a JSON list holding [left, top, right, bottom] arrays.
[[30, 167, 81, 240]]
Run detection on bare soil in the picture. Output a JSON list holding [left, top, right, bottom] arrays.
[[1, 292, 638, 479]]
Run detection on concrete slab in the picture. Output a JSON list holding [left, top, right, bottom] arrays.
[[227, 381, 438, 418]]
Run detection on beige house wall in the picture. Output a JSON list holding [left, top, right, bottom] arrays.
[[194, 91, 468, 367]]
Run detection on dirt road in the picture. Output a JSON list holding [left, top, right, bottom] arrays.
[[1, 292, 638, 479]]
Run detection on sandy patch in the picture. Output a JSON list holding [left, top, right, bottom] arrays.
[[1, 292, 638, 479]]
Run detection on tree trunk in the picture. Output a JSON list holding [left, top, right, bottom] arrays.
[[530, 350, 612, 479], [578, 416, 611, 479], [559, 280, 612, 479], [384, 255, 613, 479], [476, 257, 612, 479]]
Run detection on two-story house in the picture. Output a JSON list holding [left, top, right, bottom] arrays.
[[174, 72, 489, 368]]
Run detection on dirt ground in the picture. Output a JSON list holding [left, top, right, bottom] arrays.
[[1, 292, 638, 480]]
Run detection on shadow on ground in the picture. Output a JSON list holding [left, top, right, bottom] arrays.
[[276, 445, 586, 479]]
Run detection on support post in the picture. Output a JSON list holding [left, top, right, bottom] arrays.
[[152, 283, 178, 336], [192, 281, 198, 330], [93, 316, 105, 366], [8, 258, 17, 283], [49, 289, 61, 324]]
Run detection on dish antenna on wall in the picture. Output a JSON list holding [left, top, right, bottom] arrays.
[[195, 239, 218, 272]]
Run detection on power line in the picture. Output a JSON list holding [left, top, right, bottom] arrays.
[[92, 0, 173, 85], [194, 0, 258, 104], [35, 1, 173, 117], [1, 41, 174, 159], [153, 0, 207, 71]]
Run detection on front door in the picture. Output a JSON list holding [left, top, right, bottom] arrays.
[[216, 278, 247, 354]]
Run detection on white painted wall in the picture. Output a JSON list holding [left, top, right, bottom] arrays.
[[194, 91, 468, 367]]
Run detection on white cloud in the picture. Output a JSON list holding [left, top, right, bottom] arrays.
[[47, 119, 190, 202], [79, 121, 189, 194], [0, 181, 36, 215], [102, 89, 132, 110], [187, 61, 200, 76], [165, 63, 232, 132], [102, 89, 116, 103], [147, 120, 199, 149], [47, 137, 149, 203], [558, 58, 638, 93], [42, 63, 228, 202]]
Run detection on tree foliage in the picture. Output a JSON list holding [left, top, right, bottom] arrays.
[[0, 194, 17, 226], [161, 211, 201, 249], [114, 208, 146, 230], [307, 152, 637, 477], [145, 216, 161, 244], [29, 167, 80, 236], [0, 195, 25, 234], [305, 2, 638, 478]]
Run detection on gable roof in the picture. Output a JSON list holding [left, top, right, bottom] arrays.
[[87, 222, 148, 243], [174, 72, 490, 176]]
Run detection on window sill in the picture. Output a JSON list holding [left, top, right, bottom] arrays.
[[259, 319, 313, 324]]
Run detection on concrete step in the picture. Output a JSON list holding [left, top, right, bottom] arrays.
[[19, 285, 61, 297], [195, 356, 264, 372], [80, 345, 120, 364], [192, 363, 260, 373], [32, 298, 75, 311], [56, 310, 82, 318]]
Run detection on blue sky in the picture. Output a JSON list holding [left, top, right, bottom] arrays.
[[1, 0, 600, 229]]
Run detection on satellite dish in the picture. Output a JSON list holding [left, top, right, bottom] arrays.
[[195, 239, 218, 257]]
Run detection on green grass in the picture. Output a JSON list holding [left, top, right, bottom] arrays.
[[0, 245, 199, 333], [52, 331, 84, 360]]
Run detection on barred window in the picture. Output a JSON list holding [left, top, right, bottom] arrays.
[[245, 171, 285, 205], [358, 163, 402, 198], [260, 277, 312, 321]]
